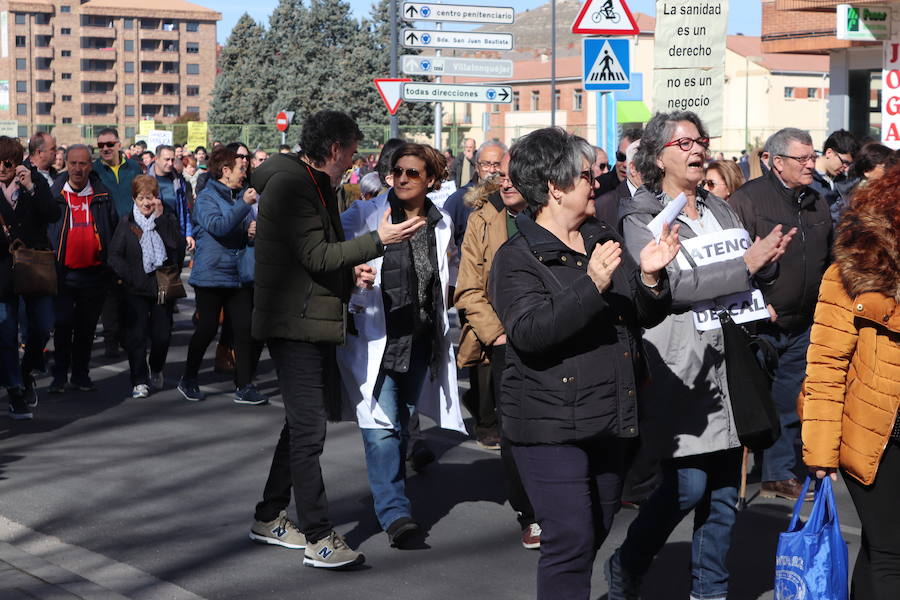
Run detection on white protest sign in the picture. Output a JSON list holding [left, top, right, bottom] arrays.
[[654, 0, 728, 137], [427, 180, 457, 208], [675, 228, 770, 331], [147, 129, 174, 151], [646, 192, 686, 241]]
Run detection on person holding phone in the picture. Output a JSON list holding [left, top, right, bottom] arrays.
[[0, 136, 59, 418]]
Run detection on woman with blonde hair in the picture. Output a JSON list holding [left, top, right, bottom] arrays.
[[338, 143, 465, 547], [704, 159, 745, 201], [802, 163, 900, 599]]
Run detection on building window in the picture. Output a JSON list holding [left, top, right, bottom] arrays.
[[807, 88, 817, 99], [573, 89, 583, 111], [187, 85, 199, 96], [125, 105, 135, 117], [186, 63, 199, 75], [162, 61, 178, 74], [162, 41, 178, 52], [187, 106, 200, 115], [15, 36, 25, 47], [15, 81, 26, 93], [125, 61, 134, 73], [61, 50, 71, 57], [140, 19, 157, 30], [35, 14, 51, 25], [186, 42, 199, 54], [125, 126, 135, 138], [16, 104, 26, 115], [163, 105, 179, 117], [61, 73, 72, 79], [35, 80, 52, 92], [61, 5, 71, 12], [36, 57, 52, 70], [125, 83, 134, 95], [186, 21, 199, 32], [14, 13, 25, 25], [162, 21, 177, 31], [62, 95, 72, 102], [15, 58, 25, 70], [163, 83, 179, 95], [124, 18, 133, 30], [530, 90, 539, 111], [62, 117, 73, 124], [35, 35, 51, 47], [36, 102, 52, 115], [61, 28, 71, 35], [124, 39, 133, 51], [512, 91, 520, 111], [554, 90, 560, 110], [784, 87, 794, 99]]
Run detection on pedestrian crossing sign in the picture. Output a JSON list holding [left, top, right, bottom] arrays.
[[583, 37, 631, 91]]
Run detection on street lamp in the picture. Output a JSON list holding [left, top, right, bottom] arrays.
[[745, 55, 763, 149]]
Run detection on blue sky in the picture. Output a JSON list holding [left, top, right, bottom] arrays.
[[214, 0, 762, 44]]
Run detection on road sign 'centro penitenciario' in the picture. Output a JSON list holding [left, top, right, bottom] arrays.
[[402, 29, 513, 51], [402, 56, 514, 78], [402, 82, 513, 103], [402, 2, 515, 24]]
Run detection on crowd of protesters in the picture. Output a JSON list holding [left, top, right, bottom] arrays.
[[2, 111, 899, 599]]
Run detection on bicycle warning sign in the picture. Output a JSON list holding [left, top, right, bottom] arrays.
[[572, 0, 639, 35], [583, 38, 631, 91]]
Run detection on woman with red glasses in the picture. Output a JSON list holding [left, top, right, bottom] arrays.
[[337, 143, 466, 547], [606, 111, 796, 600]]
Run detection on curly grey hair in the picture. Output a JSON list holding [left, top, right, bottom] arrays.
[[636, 111, 709, 193]]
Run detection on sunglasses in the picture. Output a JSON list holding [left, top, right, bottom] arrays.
[[1, 160, 16, 169], [596, 162, 609, 171], [615, 151, 627, 162], [390, 167, 423, 180], [579, 169, 593, 183], [703, 179, 720, 189], [97, 141, 118, 149]]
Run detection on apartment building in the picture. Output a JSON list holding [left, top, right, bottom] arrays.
[[0, 0, 220, 142]]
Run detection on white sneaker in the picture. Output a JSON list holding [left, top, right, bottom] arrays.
[[132, 384, 150, 398], [149, 371, 164, 390], [303, 531, 365, 569]]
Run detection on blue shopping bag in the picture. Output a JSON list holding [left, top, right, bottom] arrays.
[[774, 476, 849, 600]]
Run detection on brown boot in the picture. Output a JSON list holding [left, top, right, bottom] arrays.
[[760, 478, 815, 502]]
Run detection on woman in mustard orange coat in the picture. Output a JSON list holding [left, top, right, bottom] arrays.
[[802, 163, 900, 600]]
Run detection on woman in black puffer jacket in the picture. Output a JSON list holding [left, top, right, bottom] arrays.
[[488, 127, 679, 600]]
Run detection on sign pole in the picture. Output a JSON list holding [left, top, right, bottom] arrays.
[[390, 0, 400, 139], [434, 19, 443, 150], [551, 0, 557, 127], [281, 132, 285, 146], [601, 92, 607, 154]]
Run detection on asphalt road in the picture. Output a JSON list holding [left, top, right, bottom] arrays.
[[0, 298, 862, 600]]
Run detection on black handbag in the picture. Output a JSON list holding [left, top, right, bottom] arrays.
[[718, 309, 781, 451], [0, 211, 57, 296]]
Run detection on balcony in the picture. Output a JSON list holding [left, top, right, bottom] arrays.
[[139, 50, 174, 62], [81, 47, 117, 60], [33, 91, 55, 103], [140, 72, 179, 84], [81, 70, 117, 82]]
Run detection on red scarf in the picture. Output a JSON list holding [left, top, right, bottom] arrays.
[[61, 184, 101, 269]]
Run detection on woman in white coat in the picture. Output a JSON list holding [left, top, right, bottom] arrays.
[[338, 143, 465, 547]]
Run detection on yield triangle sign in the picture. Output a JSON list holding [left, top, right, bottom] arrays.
[[572, 0, 639, 35], [374, 78, 410, 115]]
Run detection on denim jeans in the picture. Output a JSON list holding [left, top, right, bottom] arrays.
[[360, 343, 429, 531], [0, 294, 54, 389], [619, 448, 742, 600], [758, 326, 811, 482]]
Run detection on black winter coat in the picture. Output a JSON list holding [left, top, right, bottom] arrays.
[[48, 172, 119, 288], [489, 212, 671, 445], [108, 211, 186, 297], [728, 168, 833, 333], [0, 174, 60, 298]]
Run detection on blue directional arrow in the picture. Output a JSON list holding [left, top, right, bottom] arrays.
[[421, 33, 431, 45], [421, 6, 431, 17], [486, 89, 497, 100], [420, 60, 432, 71]]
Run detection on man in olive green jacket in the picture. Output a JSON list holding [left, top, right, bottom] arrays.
[[247, 111, 424, 569]]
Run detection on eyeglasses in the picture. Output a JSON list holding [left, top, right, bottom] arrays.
[[615, 151, 627, 162], [97, 141, 118, 149], [778, 154, 816, 165], [1, 160, 15, 169], [579, 169, 592, 183], [498, 173, 513, 184], [596, 162, 609, 172], [838, 156, 852, 167], [390, 167, 423, 180], [236, 153, 249, 159], [703, 179, 721, 189], [477, 160, 502, 169], [663, 137, 710, 152]]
